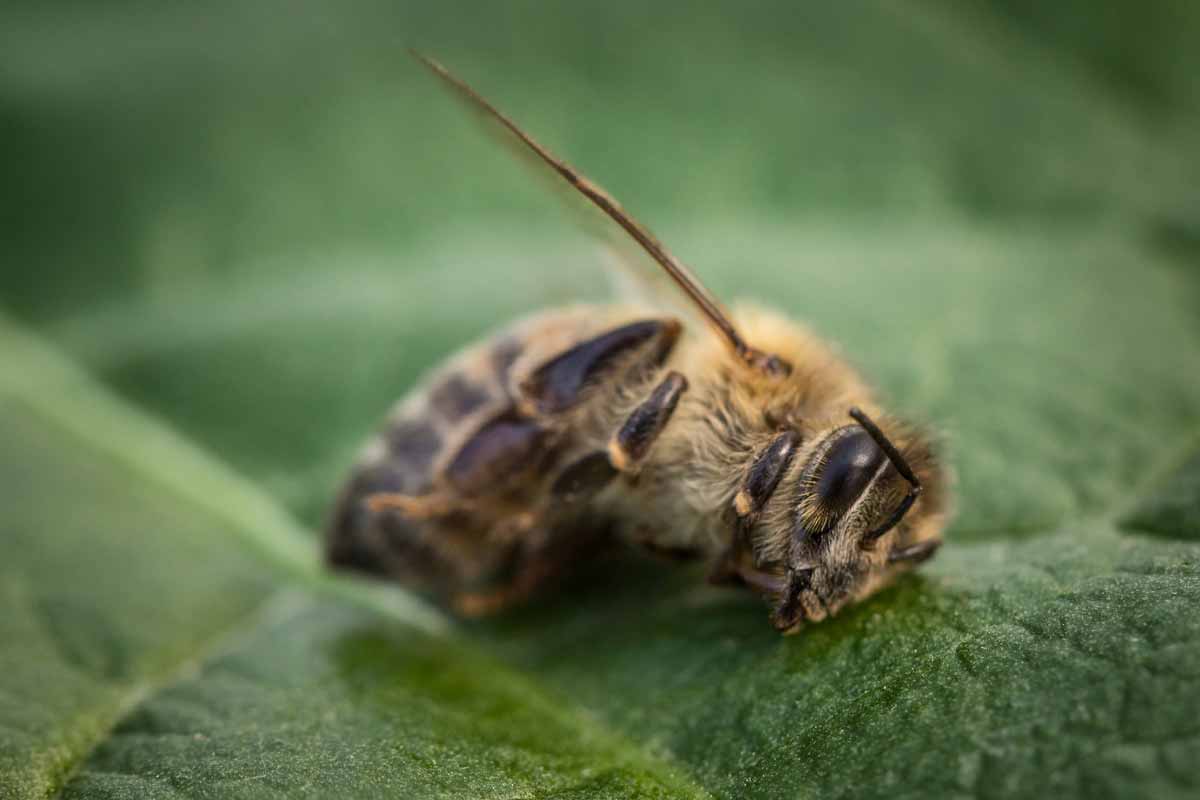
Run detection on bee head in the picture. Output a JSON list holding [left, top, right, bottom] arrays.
[[733, 408, 946, 633]]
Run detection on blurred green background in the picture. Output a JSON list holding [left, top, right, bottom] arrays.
[[3, 1, 1200, 798]]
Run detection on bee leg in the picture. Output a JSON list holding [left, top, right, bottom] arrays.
[[366, 406, 553, 517], [708, 431, 805, 590], [548, 370, 688, 505], [451, 517, 614, 617], [519, 318, 681, 415], [770, 568, 815, 632], [442, 409, 552, 495], [451, 551, 559, 617], [707, 552, 787, 597], [888, 539, 941, 564], [606, 371, 688, 471], [363, 491, 469, 519], [709, 430, 804, 588], [350, 410, 553, 594], [551, 451, 619, 504], [731, 431, 802, 529], [633, 532, 703, 562]]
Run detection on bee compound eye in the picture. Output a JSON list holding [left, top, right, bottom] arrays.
[[815, 429, 885, 513]]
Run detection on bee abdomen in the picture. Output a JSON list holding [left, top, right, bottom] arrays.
[[324, 310, 593, 592], [325, 306, 682, 605], [325, 453, 439, 581], [326, 366, 525, 586]]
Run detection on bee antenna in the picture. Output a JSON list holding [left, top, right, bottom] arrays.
[[848, 407, 922, 542], [409, 49, 791, 378]]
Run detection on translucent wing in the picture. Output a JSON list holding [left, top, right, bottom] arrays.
[[413, 52, 789, 377]]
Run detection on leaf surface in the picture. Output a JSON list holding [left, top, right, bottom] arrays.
[[2, 1, 1199, 798]]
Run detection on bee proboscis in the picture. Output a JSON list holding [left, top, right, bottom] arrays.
[[325, 53, 949, 632]]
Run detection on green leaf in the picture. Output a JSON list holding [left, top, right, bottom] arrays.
[[3, 1, 1200, 798], [0, 428, 267, 797], [0, 325, 278, 797], [61, 598, 705, 800]]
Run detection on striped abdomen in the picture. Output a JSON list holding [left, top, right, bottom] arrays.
[[324, 306, 684, 613]]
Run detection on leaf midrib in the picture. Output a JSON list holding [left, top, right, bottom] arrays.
[[43, 591, 302, 800]]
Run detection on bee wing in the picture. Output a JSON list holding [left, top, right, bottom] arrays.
[[414, 52, 789, 377], [600, 243, 707, 323]]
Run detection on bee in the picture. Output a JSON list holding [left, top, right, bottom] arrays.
[[325, 54, 950, 633]]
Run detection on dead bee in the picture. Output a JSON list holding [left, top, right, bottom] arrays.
[[325, 54, 949, 633]]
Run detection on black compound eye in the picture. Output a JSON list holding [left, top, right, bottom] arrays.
[[816, 429, 885, 512]]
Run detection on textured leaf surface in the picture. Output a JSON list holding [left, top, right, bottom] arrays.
[[0, 327, 276, 798], [60, 599, 704, 800], [2, 1, 1199, 798]]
